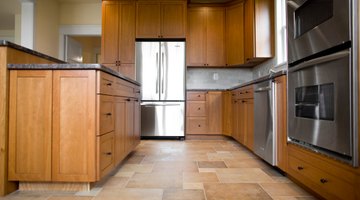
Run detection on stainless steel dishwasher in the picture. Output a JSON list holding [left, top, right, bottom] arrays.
[[253, 79, 276, 166]]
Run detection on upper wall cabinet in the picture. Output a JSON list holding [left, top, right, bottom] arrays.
[[101, 1, 136, 79], [187, 7, 225, 67], [244, 0, 274, 65], [136, 1, 187, 39], [226, 2, 244, 66]]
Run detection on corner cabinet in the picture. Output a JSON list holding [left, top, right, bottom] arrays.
[[8, 70, 140, 183], [101, 1, 136, 79], [186, 7, 225, 67], [136, 1, 186, 39], [244, 0, 274, 65]]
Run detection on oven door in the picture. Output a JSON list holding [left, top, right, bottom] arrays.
[[287, 0, 350, 64], [288, 50, 352, 158]]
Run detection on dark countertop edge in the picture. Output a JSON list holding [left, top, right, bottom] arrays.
[[187, 70, 287, 92], [7, 63, 141, 86], [0, 40, 66, 64]]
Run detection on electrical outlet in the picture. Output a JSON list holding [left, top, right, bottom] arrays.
[[213, 72, 219, 80]]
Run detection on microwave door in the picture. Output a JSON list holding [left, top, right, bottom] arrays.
[[136, 42, 160, 101]]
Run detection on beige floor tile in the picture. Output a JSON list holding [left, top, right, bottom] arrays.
[[94, 188, 163, 200], [224, 158, 269, 168], [162, 189, 205, 200], [103, 177, 129, 189], [0, 191, 52, 200], [152, 161, 198, 172], [124, 155, 145, 164], [198, 168, 216, 173], [117, 164, 154, 173], [260, 183, 312, 197], [216, 168, 275, 183], [114, 171, 135, 178], [183, 172, 219, 183], [204, 183, 272, 200], [198, 161, 227, 168], [182, 183, 204, 190], [271, 197, 319, 200], [207, 152, 234, 160], [230, 150, 256, 160], [126, 172, 183, 189], [48, 196, 94, 200]]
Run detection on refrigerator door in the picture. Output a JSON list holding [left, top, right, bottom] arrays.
[[136, 42, 160, 101], [141, 102, 185, 137], [160, 42, 185, 101]]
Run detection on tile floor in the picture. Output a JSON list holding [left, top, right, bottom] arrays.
[[1, 139, 317, 200]]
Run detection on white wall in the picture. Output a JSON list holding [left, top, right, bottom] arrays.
[[0, 30, 15, 42], [59, 2, 101, 25]]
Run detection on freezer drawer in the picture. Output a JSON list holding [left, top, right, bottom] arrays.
[[141, 102, 185, 137]]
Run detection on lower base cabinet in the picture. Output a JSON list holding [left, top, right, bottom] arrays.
[[8, 69, 140, 183]]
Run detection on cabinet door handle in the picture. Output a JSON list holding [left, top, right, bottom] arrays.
[[198, 95, 201, 97], [242, 100, 246, 103], [245, 91, 249, 93], [106, 113, 112, 116], [320, 178, 328, 184], [198, 125, 201, 127], [126, 98, 131, 102], [297, 166, 304, 170], [104, 152, 112, 156], [106, 83, 112, 86], [136, 91, 141, 94], [198, 107, 201, 110]]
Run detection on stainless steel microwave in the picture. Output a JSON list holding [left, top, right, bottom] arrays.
[[287, 0, 351, 64]]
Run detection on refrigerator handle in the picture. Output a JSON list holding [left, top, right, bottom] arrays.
[[161, 52, 165, 94], [156, 52, 159, 94]]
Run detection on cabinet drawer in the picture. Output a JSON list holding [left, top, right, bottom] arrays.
[[238, 85, 253, 99], [98, 132, 115, 179], [187, 102, 206, 116], [98, 95, 115, 135], [186, 117, 207, 134], [288, 156, 355, 200], [114, 78, 135, 97], [97, 71, 115, 95], [187, 91, 206, 101]]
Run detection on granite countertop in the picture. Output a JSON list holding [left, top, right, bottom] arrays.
[[187, 69, 287, 91], [7, 63, 140, 86], [0, 40, 65, 64]]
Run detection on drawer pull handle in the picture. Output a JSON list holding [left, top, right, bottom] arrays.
[[198, 125, 201, 127], [198, 95, 201, 97], [104, 152, 112, 156], [232, 94, 235, 96], [106, 113, 112, 116], [198, 107, 201, 110], [245, 91, 249, 93], [126, 98, 131, 102], [242, 100, 246, 103], [297, 166, 304, 170], [106, 83, 112, 86], [320, 178, 328, 184], [136, 91, 141, 93]]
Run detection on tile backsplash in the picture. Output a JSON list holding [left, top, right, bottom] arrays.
[[186, 68, 253, 90]]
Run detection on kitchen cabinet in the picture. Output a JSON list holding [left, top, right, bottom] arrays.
[[136, 1, 186, 39], [101, 1, 136, 79], [187, 7, 225, 67], [244, 0, 274, 65], [8, 69, 140, 184], [186, 91, 222, 135], [288, 144, 360, 200], [231, 85, 254, 150], [225, 2, 244, 66], [222, 91, 232, 136], [275, 75, 288, 171]]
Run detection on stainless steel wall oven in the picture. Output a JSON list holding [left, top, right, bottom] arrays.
[[287, 0, 358, 166]]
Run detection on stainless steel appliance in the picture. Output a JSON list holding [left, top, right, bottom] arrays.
[[136, 41, 185, 138], [287, 0, 350, 64], [287, 0, 358, 166], [254, 80, 276, 166]]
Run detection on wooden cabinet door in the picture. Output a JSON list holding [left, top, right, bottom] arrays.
[[245, 99, 254, 151], [8, 70, 52, 181], [238, 100, 246, 144], [125, 99, 135, 154], [101, 1, 119, 65], [52, 70, 96, 182], [136, 2, 161, 38], [97, 132, 115, 180], [133, 99, 141, 148], [244, 0, 255, 62], [161, 2, 186, 38], [114, 97, 127, 165], [226, 3, 244, 66], [231, 99, 239, 141], [119, 2, 136, 64], [222, 91, 232, 136], [186, 7, 206, 66], [275, 75, 287, 171], [207, 92, 222, 134], [206, 7, 225, 66], [98, 95, 115, 136]]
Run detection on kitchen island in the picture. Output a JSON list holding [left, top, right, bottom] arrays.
[[6, 64, 140, 191]]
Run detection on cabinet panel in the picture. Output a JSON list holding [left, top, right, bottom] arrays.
[[206, 7, 225, 66], [134, 99, 141, 148], [119, 2, 136, 64], [98, 95, 115, 135], [114, 97, 126, 164], [186, 117, 207, 134], [245, 99, 254, 150], [52, 70, 96, 182], [231, 99, 239, 141], [207, 92, 222, 134], [275, 75, 287, 171], [136, 2, 161, 38], [226, 3, 244, 66], [8, 70, 52, 181], [101, 1, 119, 65], [161, 2, 186, 38], [222, 91, 232, 136], [97, 132, 115, 179], [187, 7, 206, 66], [125, 99, 135, 154], [187, 91, 206, 101]]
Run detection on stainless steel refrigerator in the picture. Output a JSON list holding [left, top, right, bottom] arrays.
[[136, 41, 185, 138]]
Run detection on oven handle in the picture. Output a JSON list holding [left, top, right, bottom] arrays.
[[288, 50, 350, 73]]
